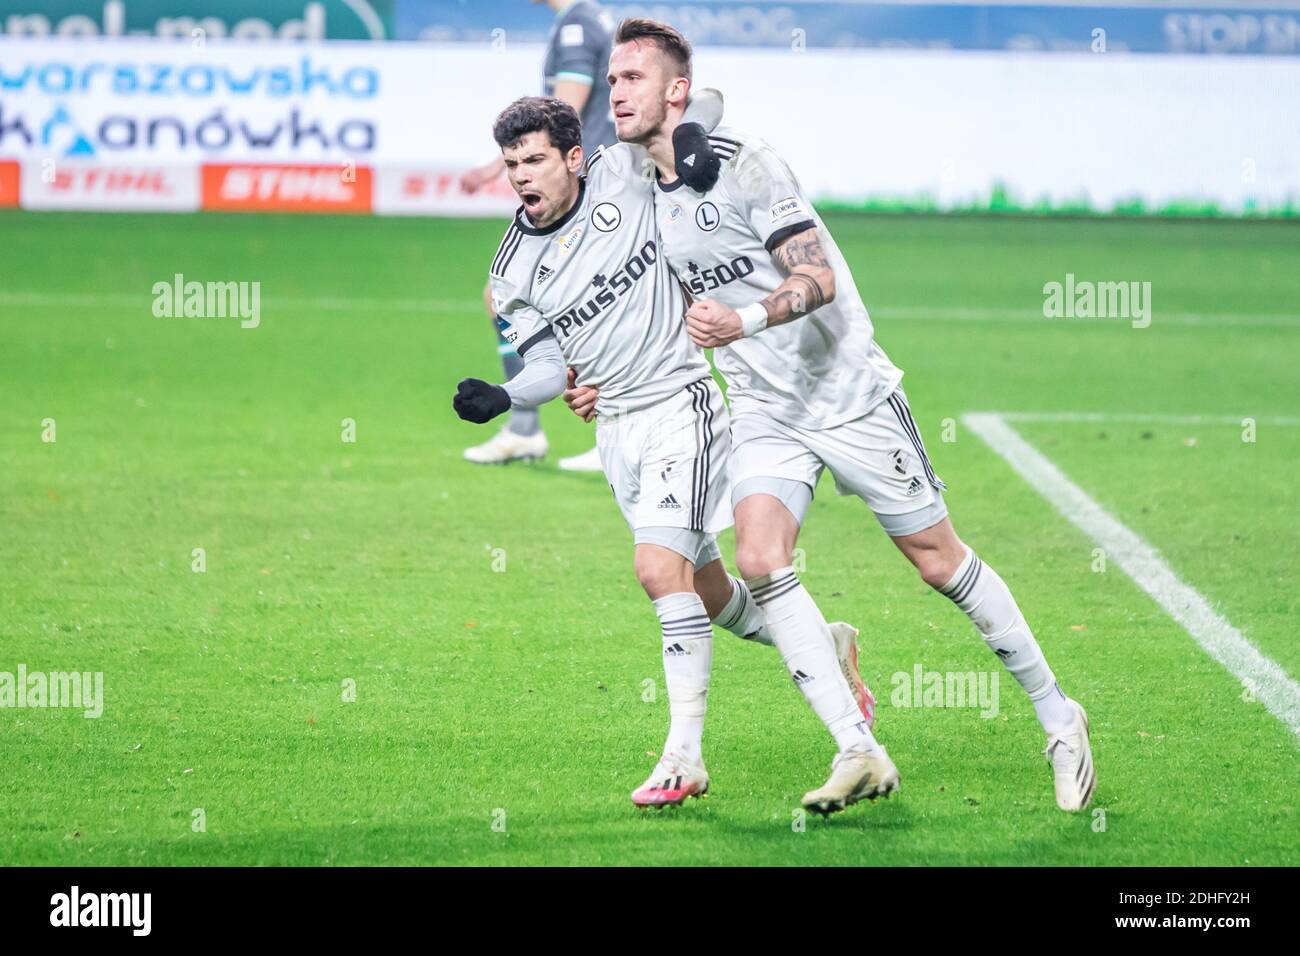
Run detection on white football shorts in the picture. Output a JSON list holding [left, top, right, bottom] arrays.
[[596, 377, 734, 541], [729, 387, 947, 537]]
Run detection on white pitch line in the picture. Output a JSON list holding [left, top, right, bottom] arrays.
[[992, 411, 1300, 427], [963, 411, 1300, 737]]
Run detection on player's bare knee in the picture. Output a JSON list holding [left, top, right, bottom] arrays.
[[633, 559, 666, 595], [916, 550, 961, 590], [635, 552, 691, 600], [735, 541, 790, 581]]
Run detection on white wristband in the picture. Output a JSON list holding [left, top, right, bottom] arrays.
[[738, 302, 769, 338]]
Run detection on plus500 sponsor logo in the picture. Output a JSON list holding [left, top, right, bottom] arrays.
[[683, 256, 754, 297], [0, 55, 377, 98], [554, 240, 659, 339]]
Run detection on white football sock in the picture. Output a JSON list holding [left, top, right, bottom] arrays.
[[1032, 682, 1075, 734], [653, 592, 713, 764], [712, 576, 773, 645], [938, 546, 1074, 734], [747, 567, 879, 754]]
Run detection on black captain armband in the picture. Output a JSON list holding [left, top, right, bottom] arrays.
[[514, 327, 555, 358]]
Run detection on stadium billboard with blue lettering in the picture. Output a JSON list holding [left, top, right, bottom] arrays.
[[0, 2, 1297, 216], [399, 1, 1300, 55]]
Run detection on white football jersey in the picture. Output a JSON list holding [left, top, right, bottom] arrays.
[[654, 126, 902, 430], [490, 144, 710, 416]]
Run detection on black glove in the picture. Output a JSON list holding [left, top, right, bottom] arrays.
[[672, 122, 721, 192], [453, 378, 511, 424]]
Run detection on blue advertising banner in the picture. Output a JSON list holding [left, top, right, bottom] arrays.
[[398, 1, 1300, 55], [4, 3, 1297, 54]]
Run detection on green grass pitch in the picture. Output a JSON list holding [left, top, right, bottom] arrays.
[[1, 209, 1296, 866]]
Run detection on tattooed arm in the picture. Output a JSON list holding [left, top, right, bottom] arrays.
[[764, 225, 836, 320], [683, 225, 835, 349]]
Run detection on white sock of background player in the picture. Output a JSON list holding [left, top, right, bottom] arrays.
[[711, 575, 774, 645]]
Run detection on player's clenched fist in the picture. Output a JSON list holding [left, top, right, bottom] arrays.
[[453, 378, 511, 423], [562, 367, 599, 423], [685, 299, 743, 349]]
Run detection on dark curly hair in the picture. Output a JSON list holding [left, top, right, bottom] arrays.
[[492, 96, 583, 155]]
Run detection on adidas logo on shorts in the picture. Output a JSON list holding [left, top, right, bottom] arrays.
[[792, 669, 814, 685], [657, 494, 682, 510], [905, 476, 924, 497]]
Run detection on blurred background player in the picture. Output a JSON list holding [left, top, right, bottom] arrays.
[[459, 0, 616, 470]]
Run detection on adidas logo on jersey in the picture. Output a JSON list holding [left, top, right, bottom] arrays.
[[536, 264, 555, 285], [664, 643, 690, 657], [657, 494, 682, 510], [792, 669, 814, 685]]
